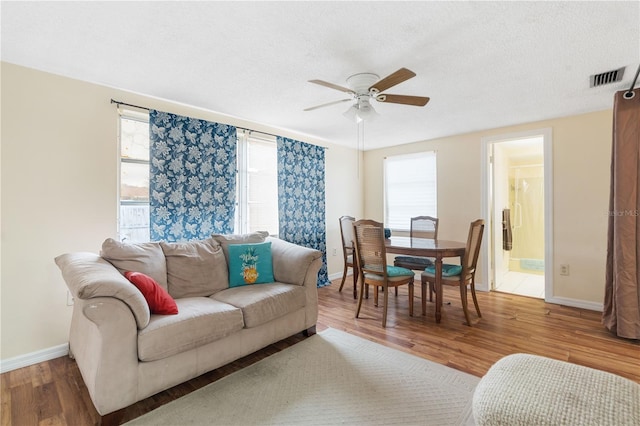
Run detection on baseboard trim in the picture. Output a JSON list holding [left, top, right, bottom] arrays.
[[328, 271, 353, 281], [0, 343, 69, 374], [545, 296, 603, 312]]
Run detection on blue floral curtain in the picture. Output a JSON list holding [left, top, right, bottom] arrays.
[[277, 137, 329, 287], [149, 110, 237, 241]]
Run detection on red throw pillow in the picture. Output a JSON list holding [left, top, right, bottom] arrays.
[[124, 271, 178, 315]]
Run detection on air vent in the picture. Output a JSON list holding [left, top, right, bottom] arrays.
[[590, 67, 625, 88]]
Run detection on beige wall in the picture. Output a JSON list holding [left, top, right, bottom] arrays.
[[363, 109, 612, 307], [0, 62, 362, 360], [1, 61, 612, 362]]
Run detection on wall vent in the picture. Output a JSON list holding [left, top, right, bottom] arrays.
[[590, 67, 625, 88]]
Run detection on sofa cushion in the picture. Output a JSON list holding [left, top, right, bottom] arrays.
[[227, 242, 274, 287], [124, 271, 178, 315], [101, 238, 167, 290], [160, 238, 228, 299], [211, 283, 306, 328], [137, 297, 244, 361], [212, 231, 269, 264]]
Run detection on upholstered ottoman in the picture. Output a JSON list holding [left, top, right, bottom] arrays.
[[473, 353, 640, 425]]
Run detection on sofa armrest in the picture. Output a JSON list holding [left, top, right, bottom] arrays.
[[70, 297, 140, 415], [267, 237, 322, 330], [55, 252, 150, 329], [267, 237, 323, 286]]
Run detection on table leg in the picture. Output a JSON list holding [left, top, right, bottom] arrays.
[[435, 256, 443, 323]]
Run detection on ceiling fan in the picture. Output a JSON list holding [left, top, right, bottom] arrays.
[[304, 68, 430, 122]]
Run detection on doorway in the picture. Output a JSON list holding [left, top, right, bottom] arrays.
[[481, 129, 553, 300]]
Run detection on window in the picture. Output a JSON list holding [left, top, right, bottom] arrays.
[[384, 151, 437, 231], [119, 110, 150, 242], [235, 130, 279, 235], [117, 112, 279, 242]]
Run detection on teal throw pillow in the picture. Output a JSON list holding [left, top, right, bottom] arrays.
[[386, 265, 415, 277], [227, 242, 274, 287], [425, 264, 462, 277]]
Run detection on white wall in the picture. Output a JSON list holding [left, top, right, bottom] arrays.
[[363, 109, 613, 308], [0, 62, 363, 362]]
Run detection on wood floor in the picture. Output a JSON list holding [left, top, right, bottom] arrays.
[[2, 279, 639, 425]]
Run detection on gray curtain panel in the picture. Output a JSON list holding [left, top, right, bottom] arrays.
[[603, 87, 640, 339]]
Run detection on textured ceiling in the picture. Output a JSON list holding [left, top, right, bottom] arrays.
[[2, 1, 639, 150]]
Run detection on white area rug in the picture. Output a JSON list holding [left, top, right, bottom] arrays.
[[125, 328, 479, 425]]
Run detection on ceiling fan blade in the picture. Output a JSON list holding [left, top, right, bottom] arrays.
[[308, 79, 354, 94], [376, 94, 430, 106], [369, 68, 416, 93], [304, 98, 352, 111]]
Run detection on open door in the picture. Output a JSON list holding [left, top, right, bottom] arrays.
[[481, 129, 553, 300]]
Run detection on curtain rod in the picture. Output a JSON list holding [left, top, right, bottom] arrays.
[[111, 99, 149, 111], [110, 98, 327, 147], [624, 64, 640, 100]]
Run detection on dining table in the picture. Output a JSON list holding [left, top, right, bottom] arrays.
[[385, 236, 466, 323]]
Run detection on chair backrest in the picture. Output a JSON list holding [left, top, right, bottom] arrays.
[[461, 219, 485, 280], [339, 215, 356, 250], [352, 219, 388, 276], [411, 216, 439, 239]]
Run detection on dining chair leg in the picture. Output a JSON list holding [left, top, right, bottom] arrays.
[[352, 266, 358, 299], [459, 283, 472, 326], [470, 281, 482, 317], [421, 280, 427, 316], [395, 287, 399, 297], [409, 281, 414, 317], [435, 280, 444, 323], [355, 280, 366, 319], [382, 285, 390, 327], [339, 264, 348, 292], [374, 285, 379, 307]]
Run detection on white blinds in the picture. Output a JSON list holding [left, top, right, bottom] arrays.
[[384, 151, 437, 231]]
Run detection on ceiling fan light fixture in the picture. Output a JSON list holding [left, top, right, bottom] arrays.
[[357, 103, 378, 121], [343, 104, 361, 122], [342, 96, 379, 122]]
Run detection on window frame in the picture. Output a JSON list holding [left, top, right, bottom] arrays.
[[235, 130, 279, 236], [118, 109, 151, 243], [383, 151, 438, 232], [117, 112, 280, 242]]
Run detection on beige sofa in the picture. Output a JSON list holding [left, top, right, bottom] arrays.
[[55, 233, 322, 417]]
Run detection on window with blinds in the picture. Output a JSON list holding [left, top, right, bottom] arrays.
[[383, 151, 437, 231]]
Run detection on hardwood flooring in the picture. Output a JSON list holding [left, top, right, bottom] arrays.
[[2, 280, 639, 425]]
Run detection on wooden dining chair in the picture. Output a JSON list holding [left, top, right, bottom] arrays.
[[352, 219, 415, 327], [420, 219, 484, 326], [338, 215, 358, 298], [394, 216, 439, 270]]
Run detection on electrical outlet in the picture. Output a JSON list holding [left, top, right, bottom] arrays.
[[67, 290, 74, 306], [332, 248, 337, 256], [560, 264, 570, 276]]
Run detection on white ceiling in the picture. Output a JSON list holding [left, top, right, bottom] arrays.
[[2, 1, 639, 150]]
